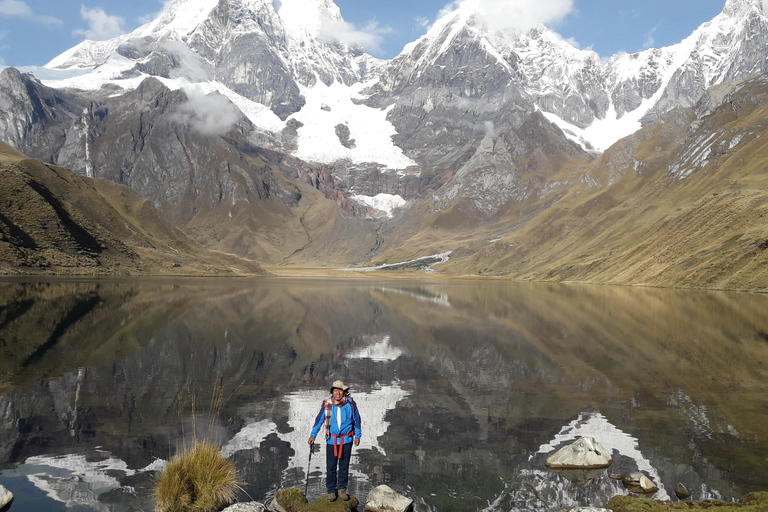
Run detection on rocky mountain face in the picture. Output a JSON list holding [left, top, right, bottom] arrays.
[[0, 0, 767, 277], [437, 72, 768, 290]]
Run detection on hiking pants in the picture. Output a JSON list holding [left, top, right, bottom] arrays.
[[326, 442, 352, 493]]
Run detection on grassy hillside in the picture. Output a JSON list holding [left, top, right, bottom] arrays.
[[412, 75, 768, 291], [0, 142, 265, 276]]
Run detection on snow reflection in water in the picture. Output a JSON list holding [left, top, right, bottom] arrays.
[[535, 411, 670, 500]]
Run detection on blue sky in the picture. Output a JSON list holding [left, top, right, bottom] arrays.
[[0, 0, 731, 67]]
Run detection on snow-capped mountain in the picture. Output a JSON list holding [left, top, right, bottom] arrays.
[[36, 0, 768, 158], [2, 0, 768, 265], [372, 0, 768, 152]]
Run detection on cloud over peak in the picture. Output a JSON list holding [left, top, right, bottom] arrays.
[[0, 0, 62, 26], [443, 0, 574, 35], [73, 6, 126, 41]]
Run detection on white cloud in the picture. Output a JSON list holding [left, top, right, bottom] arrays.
[[172, 89, 242, 136], [564, 36, 592, 51], [163, 41, 210, 81], [439, 0, 574, 34], [318, 18, 391, 54], [415, 16, 430, 28], [73, 6, 126, 40], [763, 0, 768, 13], [0, 0, 31, 17], [0, 0, 62, 25], [641, 26, 658, 50]]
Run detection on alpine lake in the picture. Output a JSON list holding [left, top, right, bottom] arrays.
[[1, 276, 767, 512]]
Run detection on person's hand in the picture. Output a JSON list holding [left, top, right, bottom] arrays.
[[308, 437, 315, 445], [354, 439, 360, 447]]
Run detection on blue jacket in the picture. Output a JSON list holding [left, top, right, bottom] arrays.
[[310, 399, 362, 444]]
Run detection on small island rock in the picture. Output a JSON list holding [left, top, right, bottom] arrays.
[[365, 485, 413, 512], [545, 437, 613, 469], [675, 483, 692, 500], [622, 473, 659, 494], [0, 484, 13, 511]]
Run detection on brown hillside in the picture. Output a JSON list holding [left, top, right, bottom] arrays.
[[0, 145, 265, 276], [441, 75, 768, 290]]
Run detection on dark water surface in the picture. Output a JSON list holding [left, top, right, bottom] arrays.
[[1, 277, 767, 511]]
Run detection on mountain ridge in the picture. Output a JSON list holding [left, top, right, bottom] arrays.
[[1, 0, 768, 289]]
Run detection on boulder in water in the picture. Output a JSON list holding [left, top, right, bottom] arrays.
[[364, 485, 413, 512], [675, 483, 692, 500], [545, 437, 613, 469], [0, 484, 13, 511]]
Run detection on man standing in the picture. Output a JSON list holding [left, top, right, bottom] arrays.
[[308, 380, 361, 502]]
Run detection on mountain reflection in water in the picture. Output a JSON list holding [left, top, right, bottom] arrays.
[[0, 277, 767, 512]]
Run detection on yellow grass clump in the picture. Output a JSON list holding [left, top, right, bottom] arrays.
[[154, 440, 238, 512]]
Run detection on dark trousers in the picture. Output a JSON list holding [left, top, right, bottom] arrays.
[[326, 442, 353, 493]]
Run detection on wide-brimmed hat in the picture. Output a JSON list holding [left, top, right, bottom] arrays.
[[330, 380, 350, 393]]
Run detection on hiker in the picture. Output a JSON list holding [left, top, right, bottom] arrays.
[[308, 380, 361, 502]]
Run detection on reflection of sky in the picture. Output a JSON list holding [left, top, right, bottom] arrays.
[[534, 412, 670, 500]]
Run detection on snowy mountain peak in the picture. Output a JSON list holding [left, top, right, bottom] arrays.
[[722, 0, 766, 16], [277, 0, 343, 40]]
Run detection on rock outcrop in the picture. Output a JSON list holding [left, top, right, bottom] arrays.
[[0, 484, 13, 511], [621, 473, 659, 494], [545, 437, 613, 469], [675, 483, 692, 500]]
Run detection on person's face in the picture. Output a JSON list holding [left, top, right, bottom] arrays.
[[332, 388, 344, 400]]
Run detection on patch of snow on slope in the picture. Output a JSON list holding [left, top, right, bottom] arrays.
[[352, 193, 406, 217], [42, 54, 146, 91], [290, 81, 416, 170], [157, 78, 286, 133], [541, 104, 643, 152]]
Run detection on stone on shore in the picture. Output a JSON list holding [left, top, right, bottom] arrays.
[[364, 484, 413, 512], [675, 483, 692, 500], [545, 437, 613, 469], [0, 484, 13, 511], [621, 473, 659, 494], [222, 503, 267, 512]]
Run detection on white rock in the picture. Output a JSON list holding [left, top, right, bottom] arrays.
[[0, 484, 13, 510], [364, 484, 413, 512], [622, 472, 659, 493], [545, 437, 613, 469], [570, 508, 612, 512], [269, 498, 288, 512], [221, 502, 267, 512]]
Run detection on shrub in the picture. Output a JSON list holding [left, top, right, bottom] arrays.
[[154, 440, 238, 512]]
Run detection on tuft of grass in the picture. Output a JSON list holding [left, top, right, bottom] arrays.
[[606, 492, 768, 512], [154, 440, 238, 512], [275, 488, 359, 512]]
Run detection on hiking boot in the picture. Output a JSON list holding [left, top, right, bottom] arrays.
[[338, 488, 349, 501], [327, 492, 337, 502]]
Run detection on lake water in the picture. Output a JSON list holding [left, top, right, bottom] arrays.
[[1, 277, 767, 512]]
